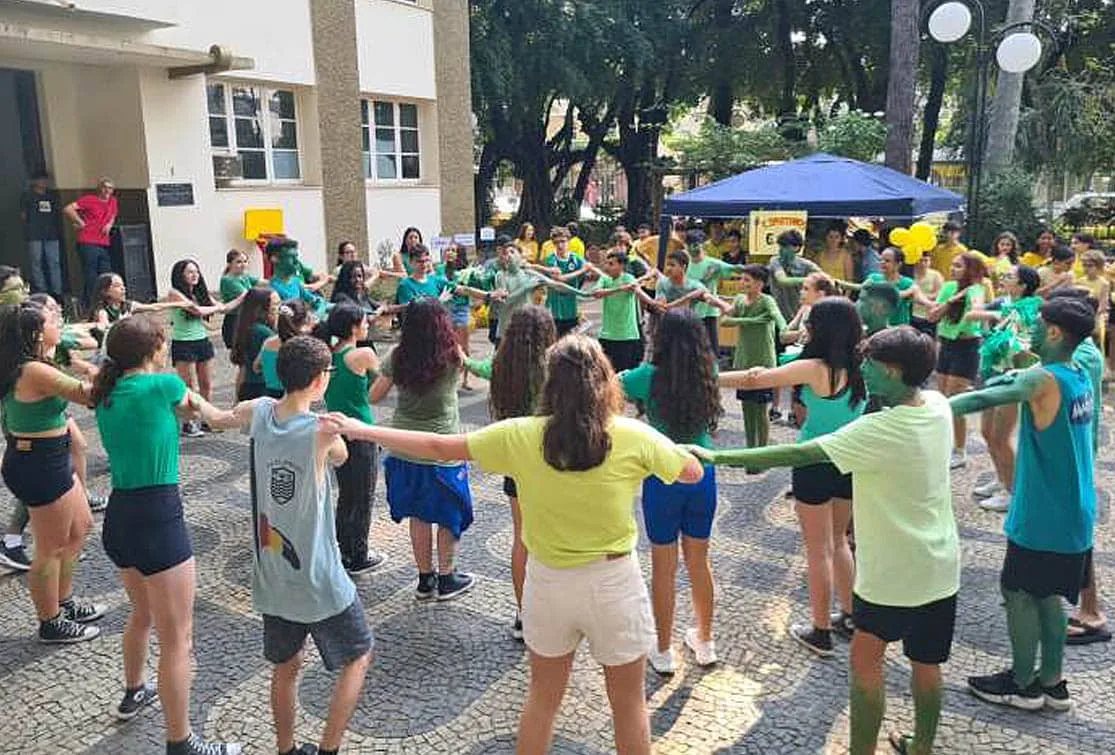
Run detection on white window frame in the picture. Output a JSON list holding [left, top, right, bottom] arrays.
[[206, 80, 304, 186], [361, 99, 421, 183]]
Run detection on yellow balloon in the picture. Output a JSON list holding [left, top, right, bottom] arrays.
[[901, 243, 923, 264], [910, 222, 937, 251], [890, 227, 911, 246]]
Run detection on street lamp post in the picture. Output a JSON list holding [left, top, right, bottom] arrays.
[[925, 0, 1061, 242]]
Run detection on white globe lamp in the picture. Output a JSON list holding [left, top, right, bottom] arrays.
[[928, 2, 973, 43]]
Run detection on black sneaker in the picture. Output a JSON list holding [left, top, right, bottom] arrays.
[[967, 670, 1044, 710], [511, 614, 524, 641], [790, 623, 834, 658], [415, 572, 437, 601], [1042, 680, 1072, 712], [0, 541, 31, 571], [166, 733, 243, 755], [437, 571, 475, 602], [115, 681, 158, 721], [345, 551, 386, 576], [88, 493, 109, 513], [283, 745, 318, 755], [768, 408, 783, 423], [61, 596, 107, 624], [38, 614, 100, 644], [829, 610, 855, 640], [182, 420, 204, 438]]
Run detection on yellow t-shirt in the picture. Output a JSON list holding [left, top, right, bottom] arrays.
[[1019, 251, 1048, 269], [515, 239, 539, 263], [929, 241, 968, 278], [542, 237, 585, 259], [467, 415, 689, 568]]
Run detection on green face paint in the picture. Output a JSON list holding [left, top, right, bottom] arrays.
[[857, 292, 894, 335], [1030, 318, 1073, 364], [778, 245, 796, 265], [274, 245, 301, 279], [862, 357, 912, 405]]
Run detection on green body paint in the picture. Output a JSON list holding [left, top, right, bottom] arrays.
[[861, 358, 914, 405]]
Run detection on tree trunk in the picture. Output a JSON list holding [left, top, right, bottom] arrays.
[[474, 142, 500, 226], [984, 0, 1036, 173], [774, 0, 796, 117], [884, 0, 919, 172], [516, 131, 552, 231], [916, 44, 949, 180], [707, 0, 736, 125]]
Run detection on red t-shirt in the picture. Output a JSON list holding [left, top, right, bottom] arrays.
[[74, 193, 118, 247]]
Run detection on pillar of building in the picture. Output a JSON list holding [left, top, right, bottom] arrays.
[[309, 0, 368, 259], [432, 0, 476, 237]]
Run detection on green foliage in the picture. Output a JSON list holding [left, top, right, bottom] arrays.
[[665, 119, 796, 180], [1016, 73, 1115, 178], [972, 168, 1044, 252], [817, 111, 888, 162]]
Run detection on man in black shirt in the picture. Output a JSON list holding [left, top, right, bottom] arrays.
[[20, 174, 62, 299]]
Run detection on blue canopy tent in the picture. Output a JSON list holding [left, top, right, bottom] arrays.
[[657, 152, 965, 264]]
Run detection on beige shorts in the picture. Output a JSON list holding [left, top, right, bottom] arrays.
[[522, 553, 654, 666]]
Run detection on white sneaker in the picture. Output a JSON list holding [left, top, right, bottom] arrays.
[[979, 492, 1011, 512], [950, 450, 968, 469], [647, 645, 677, 675], [685, 627, 719, 667], [973, 479, 1003, 498]]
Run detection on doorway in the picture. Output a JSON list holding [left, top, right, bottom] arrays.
[[0, 68, 47, 272]]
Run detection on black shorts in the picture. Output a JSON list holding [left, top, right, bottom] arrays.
[[737, 388, 774, 405], [237, 382, 266, 401], [853, 592, 957, 665], [910, 316, 937, 338], [555, 318, 579, 338], [221, 313, 238, 350], [488, 317, 499, 345], [936, 337, 980, 381], [102, 485, 193, 576], [702, 316, 720, 354], [263, 598, 373, 671], [171, 338, 216, 364], [502, 476, 518, 498], [600, 338, 644, 373], [1001, 540, 1091, 604], [791, 462, 852, 504], [1, 433, 74, 506]]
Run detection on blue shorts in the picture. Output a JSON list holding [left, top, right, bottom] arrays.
[[450, 302, 471, 328], [384, 456, 474, 538], [641, 465, 717, 545]]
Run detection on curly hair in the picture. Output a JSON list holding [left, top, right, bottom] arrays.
[[490, 305, 557, 420], [539, 336, 624, 471], [331, 261, 366, 304], [945, 251, 988, 324], [392, 298, 460, 393], [649, 310, 722, 443]]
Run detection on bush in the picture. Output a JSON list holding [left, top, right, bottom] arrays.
[[972, 168, 1044, 253], [816, 111, 887, 163]]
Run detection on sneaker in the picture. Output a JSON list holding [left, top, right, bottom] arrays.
[[967, 670, 1044, 710], [973, 479, 1003, 498], [181, 420, 204, 438], [38, 614, 100, 644], [0, 542, 31, 571], [949, 449, 968, 469], [684, 627, 719, 666], [511, 614, 524, 641], [167, 733, 243, 755], [61, 596, 106, 623], [1041, 680, 1072, 712], [790, 623, 834, 658], [436, 571, 475, 601], [829, 610, 855, 639], [285, 746, 318, 755], [200, 421, 217, 434], [647, 645, 677, 675], [88, 493, 109, 513], [415, 572, 437, 601], [768, 408, 783, 423], [115, 681, 158, 721], [978, 493, 1011, 512], [345, 551, 386, 576]]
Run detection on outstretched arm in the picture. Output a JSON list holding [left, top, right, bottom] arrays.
[[686, 440, 829, 471], [949, 366, 1048, 415], [330, 415, 472, 462]]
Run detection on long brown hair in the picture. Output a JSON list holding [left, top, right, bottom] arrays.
[[946, 252, 987, 324], [538, 336, 623, 471], [490, 305, 556, 420], [91, 314, 166, 407]]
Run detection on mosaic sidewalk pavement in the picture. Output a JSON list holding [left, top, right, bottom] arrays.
[[1, 334, 1113, 754]]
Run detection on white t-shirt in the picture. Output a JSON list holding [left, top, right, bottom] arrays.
[[817, 390, 960, 607]]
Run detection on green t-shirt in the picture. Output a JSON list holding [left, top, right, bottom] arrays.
[[865, 273, 915, 325], [726, 293, 785, 370], [935, 281, 985, 340], [655, 276, 706, 306], [395, 274, 454, 306], [243, 323, 274, 386], [382, 346, 460, 464], [324, 346, 374, 425], [55, 327, 83, 367], [543, 253, 584, 321], [816, 390, 959, 607], [598, 273, 640, 341], [436, 264, 472, 307], [95, 373, 188, 490], [219, 273, 258, 303], [466, 415, 687, 568], [1073, 338, 1103, 450], [464, 355, 492, 381], [687, 256, 739, 318], [619, 363, 712, 447], [169, 305, 207, 342]]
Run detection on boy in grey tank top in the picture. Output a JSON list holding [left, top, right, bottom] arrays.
[[230, 336, 373, 755]]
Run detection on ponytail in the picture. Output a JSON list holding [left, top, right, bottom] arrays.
[[90, 356, 123, 408]]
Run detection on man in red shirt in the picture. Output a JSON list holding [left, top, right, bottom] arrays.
[[64, 177, 118, 305]]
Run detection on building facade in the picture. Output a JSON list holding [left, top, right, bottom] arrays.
[[0, 0, 474, 299]]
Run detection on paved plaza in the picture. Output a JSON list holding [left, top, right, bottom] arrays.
[[1, 333, 1113, 754]]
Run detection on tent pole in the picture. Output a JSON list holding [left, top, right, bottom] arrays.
[[657, 215, 672, 271]]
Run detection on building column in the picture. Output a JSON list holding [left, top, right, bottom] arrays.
[[309, 0, 368, 260], [432, 0, 476, 236]]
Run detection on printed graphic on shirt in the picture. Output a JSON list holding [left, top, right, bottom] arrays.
[[1071, 393, 1094, 426], [257, 513, 301, 570], [269, 462, 297, 505]]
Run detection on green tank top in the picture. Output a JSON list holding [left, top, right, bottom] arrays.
[[260, 347, 282, 392], [798, 382, 865, 442], [2, 392, 68, 434], [169, 305, 207, 342], [324, 347, 374, 425]]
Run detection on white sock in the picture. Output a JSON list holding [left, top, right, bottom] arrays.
[[4, 534, 23, 549]]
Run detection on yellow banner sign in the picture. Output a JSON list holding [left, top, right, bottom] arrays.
[[749, 211, 808, 258]]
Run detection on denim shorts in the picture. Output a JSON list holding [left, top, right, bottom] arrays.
[[1, 433, 74, 506], [102, 485, 193, 576], [171, 338, 215, 364], [263, 598, 373, 671]]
